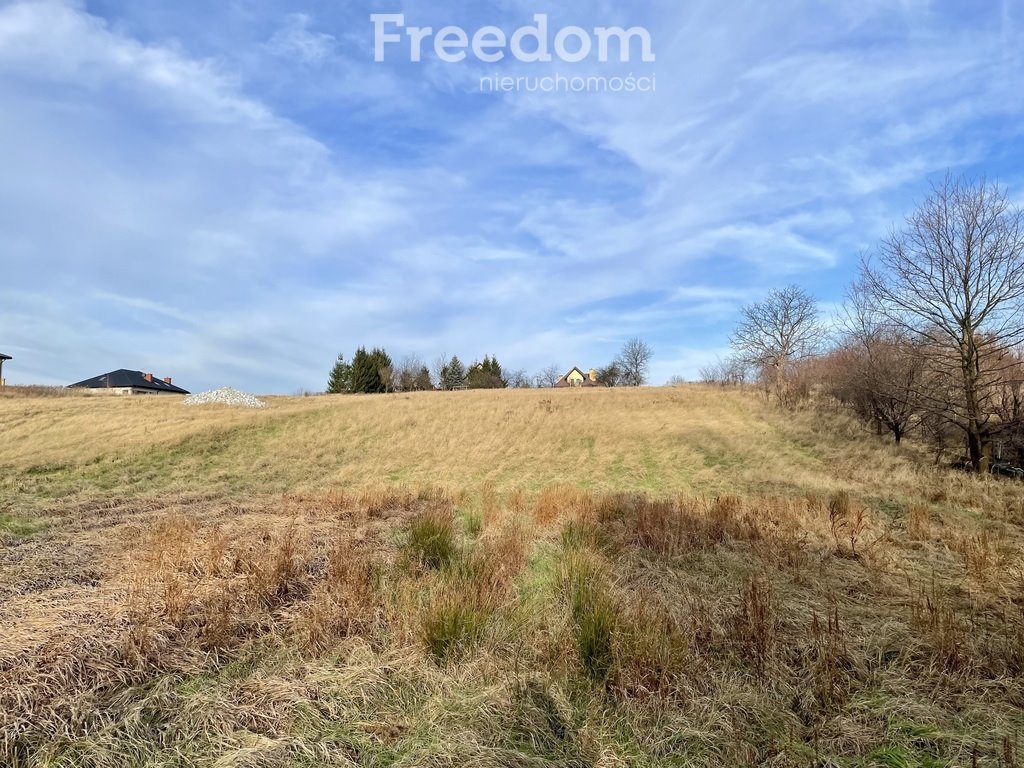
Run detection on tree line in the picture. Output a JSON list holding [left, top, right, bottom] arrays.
[[704, 175, 1024, 474], [327, 337, 655, 394]]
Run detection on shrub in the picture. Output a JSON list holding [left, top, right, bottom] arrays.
[[828, 490, 867, 556]]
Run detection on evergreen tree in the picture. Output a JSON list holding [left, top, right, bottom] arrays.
[[350, 347, 375, 394], [440, 356, 466, 390], [488, 355, 506, 387], [326, 354, 352, 394], [369, 347, 393, 393], [351, 347, 392, 394], [466, 355, 507, 389], [414, 366, 433, 391]]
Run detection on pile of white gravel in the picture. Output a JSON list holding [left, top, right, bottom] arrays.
[[182, 387, 266, 409]]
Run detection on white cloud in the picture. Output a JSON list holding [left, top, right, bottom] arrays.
[[1, 0, 1023, 393], [267, 13, 336, 64]]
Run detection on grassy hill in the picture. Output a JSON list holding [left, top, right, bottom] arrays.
[[1, 387, 1022, 766], [0, 386, 941, 501]]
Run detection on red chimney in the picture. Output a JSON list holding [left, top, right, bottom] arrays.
[[164, 377, 172, 385], [144, 373, 153, 383]]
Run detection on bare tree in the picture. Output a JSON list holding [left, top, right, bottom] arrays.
[[730, 285, 826, 397], [431, 355, 448, 389], [395, 355, 424, 392], [699, 355, 748, 387], [596, 361, 622, 387], [507, 369, 532, 388], [379, 363, 395, 394], [617, 338, 654, 387], [831, 279, 928, 443], [828, 336, 927, 444], [861, 175, 1024, 471], [534, 364, 563, 388], [990, 348, 1024, 466]]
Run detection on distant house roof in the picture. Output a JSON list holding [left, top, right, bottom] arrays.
[[555, 366, 603, 388], [0, 353, 11, 361], [68, 369, 190, 394]]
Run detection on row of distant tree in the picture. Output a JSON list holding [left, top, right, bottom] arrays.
[[327, 338, 655, 394], [704, 175, 1024, 474]]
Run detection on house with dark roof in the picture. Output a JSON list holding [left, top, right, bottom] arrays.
[[68, 369, 190, 396], [0, 353, 10, 387], [554, 367, 604, 388]]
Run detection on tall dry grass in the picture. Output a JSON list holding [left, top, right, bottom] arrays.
[[1, 485, 1022, 765], [5, 385, 1021, 536], [7, 385, 1014, 507], [2, 387, 1024, 765]]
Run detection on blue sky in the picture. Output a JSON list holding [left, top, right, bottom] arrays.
[[1, 0, 1023, 392]]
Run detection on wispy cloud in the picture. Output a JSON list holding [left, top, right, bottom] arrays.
[[1, 0, 1023, 391], [267, 13, 336, 64]]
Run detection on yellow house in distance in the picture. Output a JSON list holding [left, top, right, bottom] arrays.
[[554, 367, 603, 388]]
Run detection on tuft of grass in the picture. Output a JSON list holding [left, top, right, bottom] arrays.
[[906, 502, 931, 540], [624, 493, 766, 557], [419, 578, 494, 662], [407, 504, 458, 569], [612, 593, 691, 699], [463, 509, 483, 538], [296, 538, 378, 652], [416, 518, 528, 663], [807, 606, 853, 713], [951, 530, 1003, 582], [560, 518, 605, 551], [730, 576, 777, 678], [910, 581, 968, 672], [560, 550, 617, 683]]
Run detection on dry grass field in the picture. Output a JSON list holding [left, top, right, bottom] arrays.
[[1, 386, 1023, 767]]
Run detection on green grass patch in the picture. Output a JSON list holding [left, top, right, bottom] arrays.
[[407, 509, 459, 569], [0, 512, 47, 537], [560, 552, 617, 682]]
